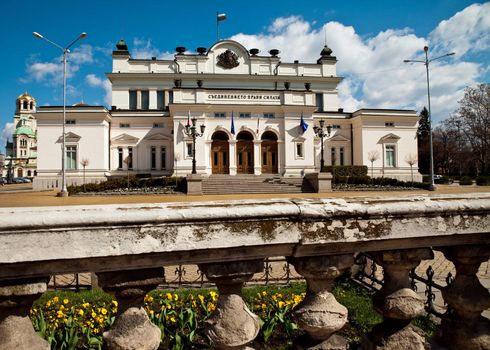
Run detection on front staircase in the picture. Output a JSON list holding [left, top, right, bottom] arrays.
[[201, 174, 314, 195]]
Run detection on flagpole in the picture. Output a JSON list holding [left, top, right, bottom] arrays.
[[216, 11, 219, 42]]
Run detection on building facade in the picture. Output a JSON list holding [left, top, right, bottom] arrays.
[[33, 39, 421, 190], [2, 93, 38, 180]]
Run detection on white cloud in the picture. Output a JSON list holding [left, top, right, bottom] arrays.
[[132, 38, 174, 59], [0, 122, 14, 153], [230, 7, 487, 123], [70, 44, 94, 65], [86, 74, 112, 106], [429, 3, 490, 57]]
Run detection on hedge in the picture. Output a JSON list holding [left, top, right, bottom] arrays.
[[459, 176, 473, 186], [323, 165, 368, 177], [476, 176, 490, 186]]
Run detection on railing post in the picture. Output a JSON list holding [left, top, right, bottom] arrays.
[[436, 245, 490, 350], [0, 277, 50, 350], [96, 267, 165, 350], [287, 254, 354, 350], [363, 248, 433, 350], [199, 259, 263, 350]]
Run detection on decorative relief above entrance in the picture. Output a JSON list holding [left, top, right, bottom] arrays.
[[217, 50, 239, 69]]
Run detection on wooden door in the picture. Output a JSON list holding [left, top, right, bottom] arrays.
[[211, 141, 229, 174], [261, 141, 278, 173], [237, 140, 254, 174]]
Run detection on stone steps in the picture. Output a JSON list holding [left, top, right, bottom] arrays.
[[202, 175, 314, 194]]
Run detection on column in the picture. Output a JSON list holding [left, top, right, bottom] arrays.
[[229, 140, 237, 176], [198, 260, 263, 350], [436, 245, 490, 350], [204, 140, 212, 174], [287, 254, 354, 350], [253, 140, 262, 175], [363, 248, 433, 350], [96, 267, 165, 350], [0, 277, 50, 350], [278, 140, 284, 175]]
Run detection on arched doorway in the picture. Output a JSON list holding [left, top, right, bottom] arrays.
[[261, 131, 278, 174], [236, 131, 254, 174], [211, 131, 229, 174], [17, 168, 23, 177]]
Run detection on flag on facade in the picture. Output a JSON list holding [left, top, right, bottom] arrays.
[[231, 111, 235, 135], [300, 112, 308, 133], [187, 110, 191, 126], [217, 13, 227, 21]]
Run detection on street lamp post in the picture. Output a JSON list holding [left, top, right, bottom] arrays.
[[313, 119, 332, 172], [404, 46, 455, 191], [183, 117, 205, 174], [33, 31, 87, 197]]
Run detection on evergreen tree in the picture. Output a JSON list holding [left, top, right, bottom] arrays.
[[417, 107, 430, 175]]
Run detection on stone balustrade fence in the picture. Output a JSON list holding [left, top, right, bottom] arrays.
[[0, 193, 489, 349]]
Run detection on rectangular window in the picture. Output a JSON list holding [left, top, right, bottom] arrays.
[[168, 91, 174, 104], [186, 142, 193, 158], [331, 147, 336, 166], [161, 147, 166, 170], [120, 123, 130, 128], [157, 90, 165, 110], [127, 147, 133, 170], [331, 125, 341, 129], [118, 147, 123, 169], [296, 143, 304, 158], [65, 146, 77, 170], [141, 90, 149, 110], [214, 112, 226, 118], [263, 113, 275, 119], [151, 146, 156, 170], [340, 147, 345, 166], [239, 112, 251, 118], [386, 145, 396, 167], [385, 122, 394, 127], [65, 119, 76, 125], [129, 90, 137, 110], [315, 93, 323, 112], [153, 122, 164, 128]]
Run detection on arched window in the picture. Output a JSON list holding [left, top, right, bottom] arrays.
[[23, 101, 28, 109]]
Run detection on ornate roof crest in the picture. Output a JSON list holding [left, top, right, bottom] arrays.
[[217, 49, 239, 69]]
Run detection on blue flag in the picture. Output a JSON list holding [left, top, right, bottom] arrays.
[[300, 112, 308, 133], [231, 111, 235, 135]]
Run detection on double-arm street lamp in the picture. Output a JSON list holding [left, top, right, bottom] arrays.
[[33, 31, 87, 197], [313, 120, 332, 172], [404, 46, 455, 191], [184, 118, 206, 174]]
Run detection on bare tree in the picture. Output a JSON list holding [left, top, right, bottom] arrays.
[[457, 84, 490, 175], [80, 158, 89, 191], [367, 150, 380, 178], [404, 153, 417, 183]]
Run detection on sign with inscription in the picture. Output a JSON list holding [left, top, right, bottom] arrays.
[[207, 92, 281, 104]]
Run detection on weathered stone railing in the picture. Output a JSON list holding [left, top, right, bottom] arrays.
[[1, 193, 489, 349]]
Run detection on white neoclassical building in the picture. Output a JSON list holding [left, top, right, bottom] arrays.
[[33, 39, 421, 190]]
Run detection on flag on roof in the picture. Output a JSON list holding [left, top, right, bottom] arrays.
[[300, 112, 308, 133], [231, 111, 235, 135], [217, 13, 227, 21]]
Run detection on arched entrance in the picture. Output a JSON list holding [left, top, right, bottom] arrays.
[[261, 131, 278, 174], [236, 131, 254, 174], [211, 131, 229, 174], [17, 168, 23, 177]]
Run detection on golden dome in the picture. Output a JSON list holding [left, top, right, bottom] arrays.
[[17, 92, 35, 101]]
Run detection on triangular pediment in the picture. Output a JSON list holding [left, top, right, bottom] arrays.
[[379, 133, 401, 143], [329, 134, 350, 142], [111, 133, 139, 144], [56, 132, 81, 143], [144, 132, 172, 141]]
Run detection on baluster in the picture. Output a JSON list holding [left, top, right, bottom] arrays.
[[0, 277, 50, 350], [287, 254, 354, 350], [363, 248, 433, 350], [436, 245, 490, 350], [96, 267, 165, 350], [198, 259, 263, 350]]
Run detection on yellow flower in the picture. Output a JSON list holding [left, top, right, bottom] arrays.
[[166, 304, 172, 309], [149, 310, 154, 317], [63, 298, 69, 304], [166, 293, 173, 300], [170, 316, 177, 323], [111, 300, 118, 307], [91, 311, 97, 318], [82, 302, 90, 308], [262, 291, 267, 297], [145, 295, 154, 303], [198, 295, 204, 303], [209, 291, 218, 301], [56, 310, 65, 318], [207, 303, 216, 312], [101, 308, 108, 315], [278, 301, 285, 309], [261, 303, 267, 310], [53, 296, 59, 303], [173, 294, 178, 301], [77, 309, 84, 316]]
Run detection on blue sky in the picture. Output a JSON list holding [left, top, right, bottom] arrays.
[[0, 0, 488, 153]]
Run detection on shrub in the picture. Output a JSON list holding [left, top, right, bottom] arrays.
[[434, 176, 451, 184], [459, 176, 473, 185], [476, 176, 490, 186], [323, 165, 368, 177]]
